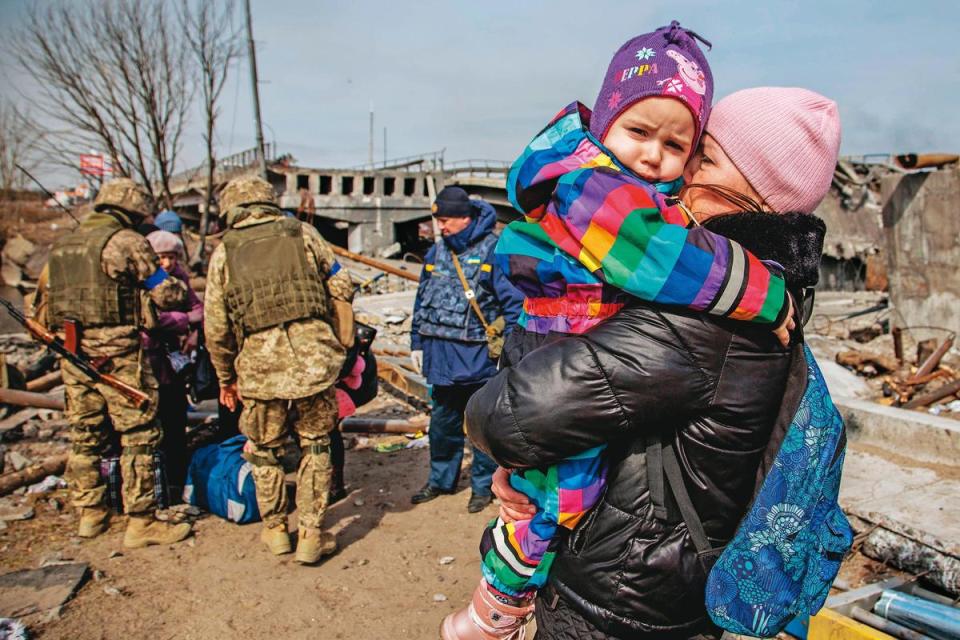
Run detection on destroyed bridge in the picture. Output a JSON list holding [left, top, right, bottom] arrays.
[[168, 146, 510, 258]]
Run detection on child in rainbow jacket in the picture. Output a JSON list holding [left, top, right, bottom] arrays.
[[441, 21, 794, 640]]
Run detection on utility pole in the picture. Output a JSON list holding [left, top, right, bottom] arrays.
[[368, 101, 374, 166], [383, 127, 387, 164], [244, 0, 268, 179]]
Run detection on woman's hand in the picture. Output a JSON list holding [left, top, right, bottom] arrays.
[[491, 467, 536, 523]]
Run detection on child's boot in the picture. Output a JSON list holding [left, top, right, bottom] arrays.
[[440, 579, 533, 640]]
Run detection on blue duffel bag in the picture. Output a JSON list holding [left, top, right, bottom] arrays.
[[183, 435, 260, 524]]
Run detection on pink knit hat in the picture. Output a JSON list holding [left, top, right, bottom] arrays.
[[706, 87, 841, 213], [146, 229, 184, 256]]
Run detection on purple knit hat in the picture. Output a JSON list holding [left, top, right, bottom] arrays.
[[590, 21, 714, 150]]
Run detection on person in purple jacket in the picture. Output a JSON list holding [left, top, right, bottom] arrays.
[[142, 230, 203, 497]]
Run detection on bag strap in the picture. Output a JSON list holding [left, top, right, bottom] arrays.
[[646, 438, 667, 520], [450, 251, 494, 336], [660, 436, 712, 557]]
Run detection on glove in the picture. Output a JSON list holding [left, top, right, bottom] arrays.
[[410, 350, 423, 375]]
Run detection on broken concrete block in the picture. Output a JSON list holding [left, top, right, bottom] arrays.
[[0, 504, 34, 522], [2, 234, 36, 267], [7, 452, 31, 472], [0, 562, 89, 618], [0, 262, 23, 287]]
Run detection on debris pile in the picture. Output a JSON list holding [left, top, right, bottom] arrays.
[[811, 292, 960, 417]]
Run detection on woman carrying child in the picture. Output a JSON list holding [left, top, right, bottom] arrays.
[[466, 83, 840, 639], [447, 20, 841, 640]]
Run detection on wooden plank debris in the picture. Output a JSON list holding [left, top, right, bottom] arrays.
[[0, 388, 65, 411], [340, 415, 428, 434], [906, 334, 955, 384], [376, 357, 429, 402], [851, 508, 960, 597], [373, 346, 412, 359], [902, 379, 960, 409], [331, 245, 420, 282], [837, 350, 901, 376], [0, 408, 41, 433], [0, 454, 69, 496], [26, 370, 62, 392]]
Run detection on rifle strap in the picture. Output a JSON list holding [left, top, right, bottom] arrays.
[[451, 252, 493, 336]]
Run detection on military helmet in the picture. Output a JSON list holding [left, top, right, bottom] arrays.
[[94, 178, 152, 219], [219, 176, 276, 217]]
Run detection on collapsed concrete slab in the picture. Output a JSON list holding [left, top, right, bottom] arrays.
[[835, 395, 960, 466]]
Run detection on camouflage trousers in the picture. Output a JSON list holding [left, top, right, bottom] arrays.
[[62, 351, 161, 515], [239, 387, 337, 529]]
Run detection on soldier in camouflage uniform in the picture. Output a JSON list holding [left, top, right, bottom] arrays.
[[205, 176, 355, 564], [41, 178, 192, 548]]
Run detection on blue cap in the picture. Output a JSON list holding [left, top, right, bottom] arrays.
[[155, 210, 183, 233]]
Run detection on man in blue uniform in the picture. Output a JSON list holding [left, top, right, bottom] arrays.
[[409, 187, 523, 513]]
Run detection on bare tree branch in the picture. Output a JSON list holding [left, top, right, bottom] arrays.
[[179, 0, 242, 262], [9, 0, 195, 210], [0, 101, 46, 194]]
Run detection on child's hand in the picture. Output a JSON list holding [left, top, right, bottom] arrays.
[[772, 294, 796, 348], [491, 467, 536, 523]]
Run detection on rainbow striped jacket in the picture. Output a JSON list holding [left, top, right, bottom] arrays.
[[497, 102, 789, 335]]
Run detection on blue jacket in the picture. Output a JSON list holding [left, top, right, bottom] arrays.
[[412, 201, 524, 386]]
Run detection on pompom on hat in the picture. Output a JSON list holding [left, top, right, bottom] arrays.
[[590, 21, 714, 149], [706, 87, 841, 213]]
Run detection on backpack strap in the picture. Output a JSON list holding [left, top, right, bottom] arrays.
[[645, 437, 667, 521], [660, 437, 712, 558]]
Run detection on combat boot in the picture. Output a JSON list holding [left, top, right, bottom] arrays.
[[77, 506, 110, 538], [123, 515, 192, 548], [441, 579, 534, 640], [294, 526, 337, 565], [260, 521, 292, 555]]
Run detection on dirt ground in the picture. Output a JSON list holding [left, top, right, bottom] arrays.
[[1, 441, 505, 639], [0, 440, 903, 640]]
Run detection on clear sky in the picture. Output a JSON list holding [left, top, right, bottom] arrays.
[[2, 0, 959, 187]]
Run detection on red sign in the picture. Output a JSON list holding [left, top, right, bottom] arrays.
[[79, 154, 110, 177]]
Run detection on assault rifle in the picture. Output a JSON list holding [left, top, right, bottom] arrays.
[[0, 298, 150, 409]]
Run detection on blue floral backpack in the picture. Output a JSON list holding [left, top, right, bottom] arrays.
[[655, 343, 854, 637]]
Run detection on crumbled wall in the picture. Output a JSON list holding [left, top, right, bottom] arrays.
[[881, 166, 960, 338]]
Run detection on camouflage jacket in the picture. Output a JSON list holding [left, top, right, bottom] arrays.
[[204, 209, 353, 400], [36, 213, 188, 358]]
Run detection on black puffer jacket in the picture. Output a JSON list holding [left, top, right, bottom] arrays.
[[466, 212, 825, 638]]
